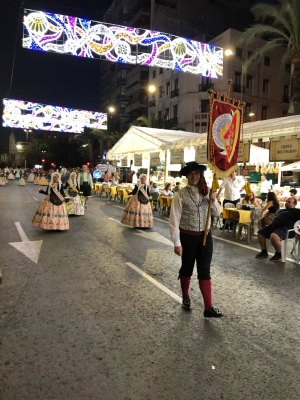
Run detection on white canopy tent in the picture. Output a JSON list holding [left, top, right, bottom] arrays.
[[243, 115, 300, 141], [107, 126, 205, 181], [107, 116, 300, 183], [107, 126, 205, 156], [281, 161, 300, 172]]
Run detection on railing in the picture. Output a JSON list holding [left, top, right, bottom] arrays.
[[199, 83, 214, 92], [148, 100, 156, 107], [232, 84, 245, 93], [170, 89, 179, 98]]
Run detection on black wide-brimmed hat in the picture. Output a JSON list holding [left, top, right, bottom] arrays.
[[180, 162, 206, 176]]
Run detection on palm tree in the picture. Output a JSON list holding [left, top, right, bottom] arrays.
[[23, 140, 50, 167], [135, 113, 179, 129], [91, 129, 122, 161], [73, 129, 99, 164], [239, 0, 300, 114]]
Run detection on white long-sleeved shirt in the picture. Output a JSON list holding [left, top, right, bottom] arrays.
[[260, 179, 272, 193], [220, 176, 245, 201], [77, 171, 93, 187], [169, 185, 221, 247]]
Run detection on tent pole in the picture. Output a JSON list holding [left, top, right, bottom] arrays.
[[164, 150, 168, 185], [147, 157, 151, 183]]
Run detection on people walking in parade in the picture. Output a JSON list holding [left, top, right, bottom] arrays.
[[169, 162, 223, 317], [121, 174, 153, 228], [32, 172, 69, 230], [64, 171, 85, 216], [77, 164, 93, 209]]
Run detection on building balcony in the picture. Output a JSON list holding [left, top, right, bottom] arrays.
[[125, 100, 148, 114], [199, 83, 214, 92], [148, 100, 156, 108], [232, 84, 245, 94], [117, 77, 127, 87], [170, 89, 179, 98]]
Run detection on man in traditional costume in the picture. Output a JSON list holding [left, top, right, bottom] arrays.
[[169, 162, 223, 318], [77, 165, 93, 209]]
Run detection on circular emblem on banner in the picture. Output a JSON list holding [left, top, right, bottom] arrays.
[[212, 113, 232, 152]]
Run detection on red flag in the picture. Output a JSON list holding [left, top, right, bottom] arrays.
[[207, 94, 244, 178]]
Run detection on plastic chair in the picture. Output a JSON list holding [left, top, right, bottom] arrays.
[[238, 208, 263, 243], [281, 229, 300, 262], [223, 203, 239, 235], [159, 197, 169, 216], [151, 192, 159, 211], [100, 183, 109, 198]]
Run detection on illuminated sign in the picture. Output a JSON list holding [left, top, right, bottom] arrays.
[[2, 98, 107, 133], [23, 9, 223, 78]]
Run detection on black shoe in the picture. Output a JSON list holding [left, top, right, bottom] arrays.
[[182, 297, 191, 311], [255, 251, 268, 259], [204, 306, 223, 318], [220, 225, 225, 230], [269, 253, 282, 261]]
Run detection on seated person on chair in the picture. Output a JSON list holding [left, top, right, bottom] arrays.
[[290, 188, 298, 202], [255, 197, 300, 261], [242, 192, 261, 208], [260, 191, 280, 227], [161, 182, 173, 197], [149, 182, 159, 194], [173, 181, 181, 193]]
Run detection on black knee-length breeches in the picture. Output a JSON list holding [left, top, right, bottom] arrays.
[[179, 231, 213, 280]]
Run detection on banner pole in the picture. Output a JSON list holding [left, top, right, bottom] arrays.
[[226, 79, 232, 97], [202, 189, 213, 247]]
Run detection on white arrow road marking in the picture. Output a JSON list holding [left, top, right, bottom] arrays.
[[134, 230, 173, 246], [126, 262, 181, 303], [9, 222, 43, 264]]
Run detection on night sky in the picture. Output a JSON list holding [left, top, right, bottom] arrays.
[[0, 0, 112, 146], [0, 0, 279, 147]]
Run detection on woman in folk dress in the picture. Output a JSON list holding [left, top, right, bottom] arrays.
[[64, 172, 85, 216], [121, 174, 153, 228], [32, 172, 69, 230]]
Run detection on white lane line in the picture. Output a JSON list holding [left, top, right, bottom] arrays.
[[110, 217, 297, 263], [112, 205, 169, 223], [33, 197, 39, 201], [213, 234, 296, 263], [126, 262, 181, 304]]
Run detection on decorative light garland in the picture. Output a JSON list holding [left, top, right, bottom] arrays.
[[23, 8, 223, 78], [2, 98, 107, 133]]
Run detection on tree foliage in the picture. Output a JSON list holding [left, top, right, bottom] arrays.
[[239, 0, 300, 113]]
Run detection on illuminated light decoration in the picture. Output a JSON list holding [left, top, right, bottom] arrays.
[[2, 98, 107, 133], [22, 9, 223, 78]]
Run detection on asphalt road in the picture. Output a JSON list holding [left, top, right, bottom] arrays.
[[1, 181, 300, 400]]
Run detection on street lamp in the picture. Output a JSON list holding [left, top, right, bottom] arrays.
[[108, 106, 115, 135], [147, 84, 165, 128], [224, 47, 244, 101], [24, 129, 32, 142]]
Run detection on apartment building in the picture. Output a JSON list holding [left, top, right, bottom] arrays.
[[100, 0, 256, 134], [148, 28, 291, 134]]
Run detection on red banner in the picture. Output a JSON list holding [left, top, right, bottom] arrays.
[[207, 93, 244, 178]]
